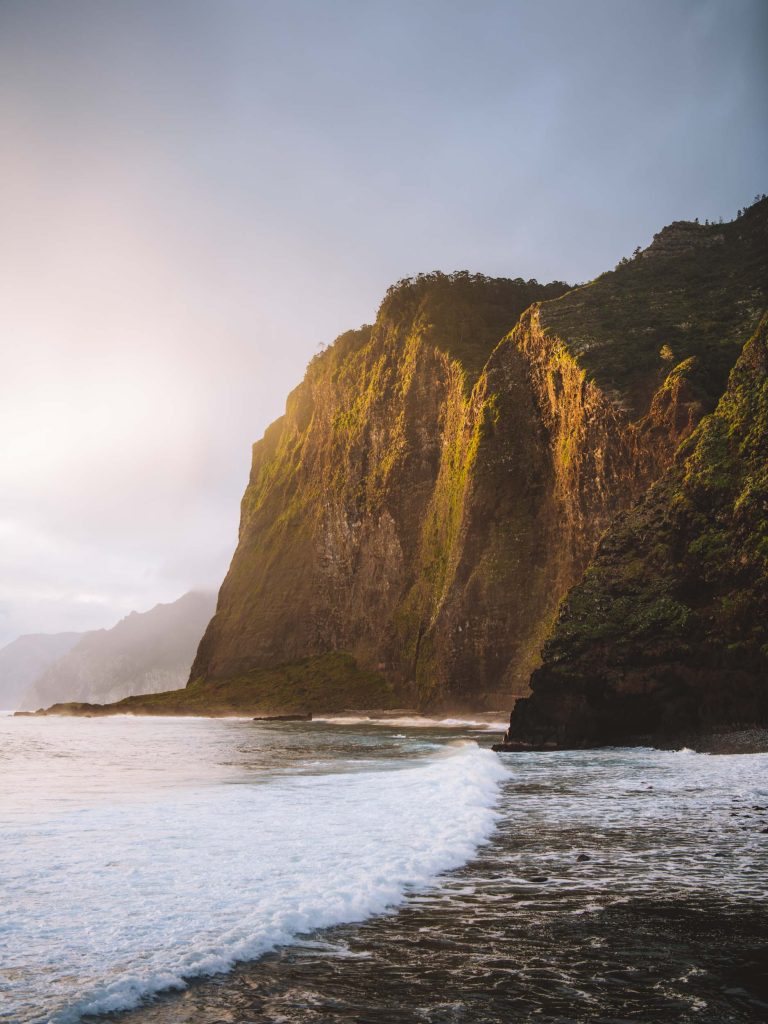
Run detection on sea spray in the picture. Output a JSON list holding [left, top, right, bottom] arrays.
[[1, 726, 506, 1024]]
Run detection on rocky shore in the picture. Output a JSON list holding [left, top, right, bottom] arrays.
[[493, 728, 768, 756]]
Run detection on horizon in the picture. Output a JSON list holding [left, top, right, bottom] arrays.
[[1, 0, 766, 647]]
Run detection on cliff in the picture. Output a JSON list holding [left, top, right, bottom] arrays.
[[184, 199, 765, 715], [503, 312, 768, 748], [190, 273, 572, 710], [37, 199, 767, 720], [21, 592, 215, 711]]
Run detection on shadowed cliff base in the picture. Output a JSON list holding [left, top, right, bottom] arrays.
[[492, 729, 768, 756]]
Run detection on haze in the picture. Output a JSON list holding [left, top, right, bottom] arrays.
[[1, 0, 766, 646]]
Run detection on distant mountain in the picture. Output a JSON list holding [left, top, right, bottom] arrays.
[[0, 633, 81, 710], [20, 592, 216, 711]]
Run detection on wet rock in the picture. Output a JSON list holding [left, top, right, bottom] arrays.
[[252, 714, 313, 722]]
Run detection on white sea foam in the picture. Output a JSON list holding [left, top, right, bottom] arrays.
[[315, 715, 508, 732], [1, 735, 506, 1023]]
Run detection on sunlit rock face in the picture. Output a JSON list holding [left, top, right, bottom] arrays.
[[506, 313, 768, 748], [22, 591, 216, 710], [191, 273, 572, 709], [192, 199, 768, 713]]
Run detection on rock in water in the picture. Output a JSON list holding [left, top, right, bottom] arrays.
[[252, 713, 312, 722]]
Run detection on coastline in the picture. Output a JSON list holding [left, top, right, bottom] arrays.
[[17, 705, 768, 754], [493, 727, 768, 756], [59, 730, 768, 1024]]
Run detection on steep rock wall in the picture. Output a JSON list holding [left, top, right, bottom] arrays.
[[191, 274, 572, 708], [397, 308, 659, 707], [190, 201, 768, 714], [504, 314, 768, 747], [190, 294, 716, 710]]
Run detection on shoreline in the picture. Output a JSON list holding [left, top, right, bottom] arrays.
[[493, 727, 768, 756], [14, 707, 768, 754], [11, 706, 510, 731]]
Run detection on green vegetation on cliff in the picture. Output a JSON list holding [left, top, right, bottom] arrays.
[[377, 271, 569, 384], [507, 313, 768, 747], [542, 197, 768, 412]]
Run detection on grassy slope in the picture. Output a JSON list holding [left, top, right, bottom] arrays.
[[542, 198, 768, 413]]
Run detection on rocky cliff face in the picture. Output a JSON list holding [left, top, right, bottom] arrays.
[[22, 591, 215, 710], [504, 312, 768, 747], [191, 274, 572, 709], [188, 199, 766, 715]]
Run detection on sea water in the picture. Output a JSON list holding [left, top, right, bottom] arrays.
[[1, 714, 767, 1023]]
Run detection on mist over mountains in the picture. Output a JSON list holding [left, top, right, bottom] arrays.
[[4, 591, 214, 711], [0, 633, 80, 710]]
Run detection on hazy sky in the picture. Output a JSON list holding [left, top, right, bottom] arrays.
[[1, 0, 766, 646]]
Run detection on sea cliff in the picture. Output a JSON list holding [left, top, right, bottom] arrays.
[[501, 313, 768, 749], [187, 201, 766, 716], [34, 199, 768, 728]]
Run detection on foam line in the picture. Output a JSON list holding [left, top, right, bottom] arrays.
[[3, 743, 506, 1023]]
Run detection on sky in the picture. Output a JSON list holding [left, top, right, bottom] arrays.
[[0, 0, 766, 647]]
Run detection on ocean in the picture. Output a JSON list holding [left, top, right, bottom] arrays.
[[1, 713, 766, 1023]]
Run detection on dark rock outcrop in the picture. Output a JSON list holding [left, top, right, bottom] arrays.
[[504, 312, 768, 749], [252, 713, 312, 722]]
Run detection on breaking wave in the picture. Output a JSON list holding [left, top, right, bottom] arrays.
[[2, 738, 506, 1023]]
